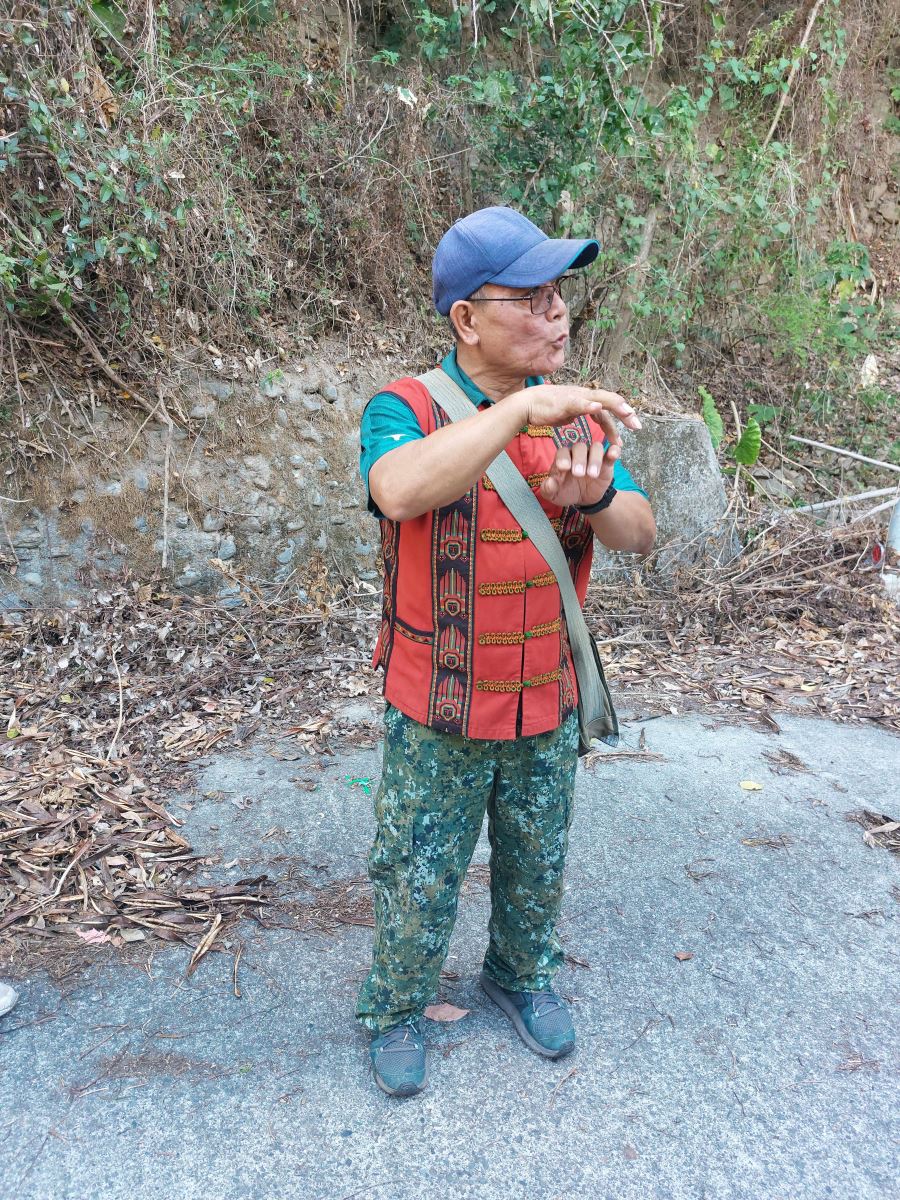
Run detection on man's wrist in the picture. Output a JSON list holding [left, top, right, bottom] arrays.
[[576, 482, 617, 514]]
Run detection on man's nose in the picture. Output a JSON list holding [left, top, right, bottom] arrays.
[[546, 287, 567, 320]]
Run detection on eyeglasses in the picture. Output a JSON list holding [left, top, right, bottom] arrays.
[[468, 275, 572, 316]]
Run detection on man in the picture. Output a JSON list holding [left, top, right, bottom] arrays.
[[357, 206, 655, 1097]]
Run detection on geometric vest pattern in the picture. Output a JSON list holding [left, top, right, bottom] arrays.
[[371, 376, 598, 740]]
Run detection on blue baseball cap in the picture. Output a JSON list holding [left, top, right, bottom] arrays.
[[432, 206, 599, 316]]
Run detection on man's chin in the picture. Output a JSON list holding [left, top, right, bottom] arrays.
[[534, 345, 567, 376]]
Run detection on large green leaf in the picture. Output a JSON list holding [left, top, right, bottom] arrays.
[[698, 385, 723, 449], [734, 417, 762, 466]]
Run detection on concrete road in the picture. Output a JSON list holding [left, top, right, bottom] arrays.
[[1, 713, 897, 1200]]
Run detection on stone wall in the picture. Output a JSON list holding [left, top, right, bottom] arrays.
[[1, 358, 734, 615]]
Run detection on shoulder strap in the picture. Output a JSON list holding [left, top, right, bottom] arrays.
[[417, 367, 616, 742]]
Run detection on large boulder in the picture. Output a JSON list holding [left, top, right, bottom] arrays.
[[594, 414, 738, 577]]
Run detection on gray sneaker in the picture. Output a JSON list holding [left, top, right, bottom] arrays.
[[480, 970, 575, 1059], [369, 1020, 427, 1097], [0, 982, 18, 1018]]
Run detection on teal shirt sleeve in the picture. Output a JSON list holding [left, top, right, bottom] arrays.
[[611, 457, 649, 499], [360, 391, 426, 518]]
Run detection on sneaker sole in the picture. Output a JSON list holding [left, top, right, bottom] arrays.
[[479, 971, 574, 1060], [372, 1064, 428, 1098]]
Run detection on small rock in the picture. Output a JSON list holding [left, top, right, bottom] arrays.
[[879, 197, 899, 224], [218, 535, 237, 561], [299, 427, 323, 445], [81, 518, 95, 535], [290, 454, 305, 468], [260, 374, 286, 399], [70, 489, 86, 505], [242, 455, 272, 490], [330, 514, 347, 526], [314, 531, 328, 552], [175, 569, 200, 589], [276, 408, 289, 428], [239, 517, 263, 534], [314, 456, 328, 472], [203, 512, 226, 533], [276, 542, 294, 565], [354, 542, 373, 557], [49, 547, 71, 558], [104, 480, 123, 497], [12, 531, 42, 549], [869, 180, 888, 205], [20, 572, 42, 587], [175, 513, 190, 529], [133, 469, 150, 492], [310, 492, 325, 508], [302, 396, 322, 414], [190, 402, 216, 420], [285, 519, 305, 532], [132, 516, 149, 534], [320, 383, 339, 403], [201, 378, 234, 400]]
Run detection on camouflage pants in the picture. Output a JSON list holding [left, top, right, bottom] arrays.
[[356, 704, 579, 1035]]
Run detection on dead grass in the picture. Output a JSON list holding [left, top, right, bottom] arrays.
[[845, 810, 900, 853]]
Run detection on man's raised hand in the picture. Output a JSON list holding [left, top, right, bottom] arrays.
[[511, 384, 641, 449]]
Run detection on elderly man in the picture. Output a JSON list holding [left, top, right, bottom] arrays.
[[357, 206, 655, 1097]]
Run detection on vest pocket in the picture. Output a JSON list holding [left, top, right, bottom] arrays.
[[395, 616, 434, 646]]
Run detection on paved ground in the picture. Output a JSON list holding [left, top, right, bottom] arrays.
[[1, 711, 897, 1200]]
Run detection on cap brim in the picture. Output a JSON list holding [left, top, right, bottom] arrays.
[[489, 237, 599, 288]]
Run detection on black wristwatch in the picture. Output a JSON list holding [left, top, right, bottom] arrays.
[[576, 483, 617, 515]]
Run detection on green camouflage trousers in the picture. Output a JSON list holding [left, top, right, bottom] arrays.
[[356, 704, 579, 1035]]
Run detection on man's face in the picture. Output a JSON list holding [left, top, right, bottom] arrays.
[[465, 278, 570, 378]]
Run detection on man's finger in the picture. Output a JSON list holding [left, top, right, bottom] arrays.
[[586, 438, 607, 479], [592, 408, 623, 447], [586, 389, 641, 430], [570, 442, 589, 478]]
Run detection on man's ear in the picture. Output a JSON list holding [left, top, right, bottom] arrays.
[[449, 299, 480, 346]]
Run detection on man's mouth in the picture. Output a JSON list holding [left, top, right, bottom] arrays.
[[552, 333, 569, 348]]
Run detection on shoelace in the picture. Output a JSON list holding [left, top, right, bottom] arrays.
[[527, 991, 565, 1019], [381, 1022, 421, 1053]]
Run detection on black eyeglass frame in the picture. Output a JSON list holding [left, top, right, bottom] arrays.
[[466, 274, 573, 316]]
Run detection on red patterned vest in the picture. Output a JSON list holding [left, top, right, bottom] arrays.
[[372, 376, 597, 740]]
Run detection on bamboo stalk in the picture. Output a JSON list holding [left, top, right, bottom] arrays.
[[788, 436, 900, 474], [794, 486, 899, 512]]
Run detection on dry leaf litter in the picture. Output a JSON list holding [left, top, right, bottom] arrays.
[[2, 513, 898, 972]]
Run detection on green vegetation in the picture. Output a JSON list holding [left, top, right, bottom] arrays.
[[0, 1, 896, 461]]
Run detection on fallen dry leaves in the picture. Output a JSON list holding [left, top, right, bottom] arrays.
[[0, 572, 378, 966], [846, 810, 900, 854], [1, 510, 897, 969], [586, 514, 900, 733], [424, 1003, 470, 1022], [0, 739, 270, 957]]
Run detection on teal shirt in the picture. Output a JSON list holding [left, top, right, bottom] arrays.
[[359, 347, 648, 518]]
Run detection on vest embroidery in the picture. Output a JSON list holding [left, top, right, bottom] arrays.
[[428, 400, 478, 735], [375, 518, 400, 671]]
